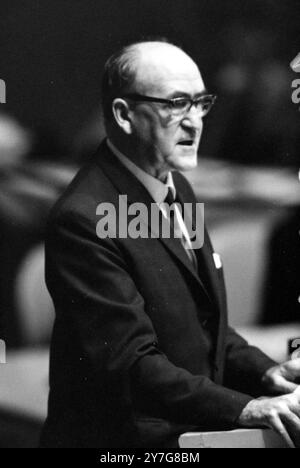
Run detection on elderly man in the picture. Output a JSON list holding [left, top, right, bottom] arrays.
[[41, 40, 300, 448]]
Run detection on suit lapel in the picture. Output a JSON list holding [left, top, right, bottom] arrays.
[[199, 229, 224, 313], [175, 185, 224, 313], [174, 178, 227, 380], [96, 143, 212, 301], [201, 229, 228, 381]]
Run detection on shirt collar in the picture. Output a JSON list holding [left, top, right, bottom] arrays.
[[107, 139, 176, 204]]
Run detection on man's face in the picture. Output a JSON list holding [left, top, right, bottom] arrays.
[[128, 44, 206, 178]]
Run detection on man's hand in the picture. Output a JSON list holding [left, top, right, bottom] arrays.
[[238, 388, 300, 448], [262, 358, 300, 395]]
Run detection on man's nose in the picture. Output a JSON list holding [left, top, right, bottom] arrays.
[[181, 106, 203, 130]]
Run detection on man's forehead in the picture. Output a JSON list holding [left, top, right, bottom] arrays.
[[132, 42, 204, 94]]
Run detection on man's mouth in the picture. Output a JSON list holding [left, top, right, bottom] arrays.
[[177, 139, 194, 147]]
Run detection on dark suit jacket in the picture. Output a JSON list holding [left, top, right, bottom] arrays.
[[40, 140, 275, 448]]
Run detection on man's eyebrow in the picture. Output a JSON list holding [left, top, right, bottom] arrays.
[[167, 89, 209, 99]]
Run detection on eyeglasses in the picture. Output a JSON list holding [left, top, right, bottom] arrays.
[[123, 93, 217, 118]]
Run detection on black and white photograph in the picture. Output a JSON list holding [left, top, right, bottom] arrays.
[[1, 0, 300, 451]]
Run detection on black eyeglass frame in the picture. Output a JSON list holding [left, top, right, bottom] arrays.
[[122, 93, 217, 115]]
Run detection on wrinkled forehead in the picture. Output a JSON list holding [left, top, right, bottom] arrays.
[[132, 44, 206, 97]]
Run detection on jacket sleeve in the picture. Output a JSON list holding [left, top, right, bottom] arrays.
[[46, 210, 254, 429], [223, 327, 277, 397]]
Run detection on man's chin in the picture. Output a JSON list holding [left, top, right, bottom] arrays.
[[173, 154, 198, 172]]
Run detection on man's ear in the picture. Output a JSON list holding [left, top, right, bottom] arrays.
[[112, 98, 133, 135]]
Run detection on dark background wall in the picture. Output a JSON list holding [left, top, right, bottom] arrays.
[[0, 0, 299, 158]]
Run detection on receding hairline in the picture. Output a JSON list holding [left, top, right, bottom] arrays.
[[122, 41, 201, 92], [125, 40, 198, 72], [124, 40, 185, 56]]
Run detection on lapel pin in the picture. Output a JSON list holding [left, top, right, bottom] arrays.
[[213, 252, 222, 269]]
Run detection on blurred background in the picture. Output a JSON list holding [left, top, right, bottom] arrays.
[[0, 0, 300, 447]]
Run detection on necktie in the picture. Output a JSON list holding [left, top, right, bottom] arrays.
[[162, 188, 198, 270]]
